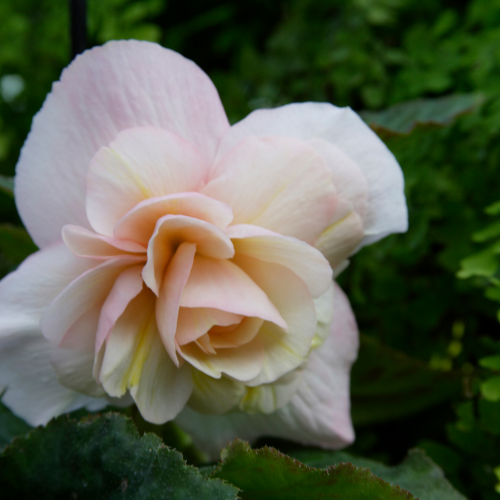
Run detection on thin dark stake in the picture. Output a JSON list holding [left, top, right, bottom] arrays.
[[69, 0, 87, 61]]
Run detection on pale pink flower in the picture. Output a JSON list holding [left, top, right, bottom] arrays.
[[0, 40, 407, 455]]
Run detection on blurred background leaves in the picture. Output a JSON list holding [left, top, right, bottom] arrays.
[[1, 0, 500, 498]]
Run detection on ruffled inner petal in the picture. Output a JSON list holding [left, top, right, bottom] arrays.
[[202, 136, 337, 244], [114, 193, 234, 246], [63, 225, 146, 258], [180, 255, 287, 329], [142, 215, 235, 295], [86, 127, 209, 237]]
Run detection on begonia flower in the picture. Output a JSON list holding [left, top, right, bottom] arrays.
[[0, 40, 407, 456]]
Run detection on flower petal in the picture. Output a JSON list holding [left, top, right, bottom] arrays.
[[180, 255, 287, 328], [100, 288, 192, 423], [214, 103, 407, 247], [202, 136, 336, 244], [86, 127, 209, 237], [143, 215, 234, 295], [16, 40, 229, 248], [175, 282, 359, 458], [156, 242, 197, 365], [95, 265, 144, 353], [175, 307, 243, 346], [114, 193, 234, 246], [63, 225, 146, 258], [41, 256, 142, 346], [233, 255, 317, 385], [227, 224, 332, 298], [178, 335, 265, 382], [0, 243, 97, 339], [0, 332, 106, 426]]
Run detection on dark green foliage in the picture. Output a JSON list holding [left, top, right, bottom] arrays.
[[351, 335, 462, 426], [212, 439, 416, 500], [0, 401, 31, 452], [290, 448, 467, 500], [0, 412, 239, 500]]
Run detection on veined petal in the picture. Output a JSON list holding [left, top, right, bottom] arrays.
[[214, 103, 407, 247], [114, 193, 234, 246], [0, 332, 106, 426], [174, 283, 359, 458], [143, 215, 234, 295], [202, 136, 336, 244], [16, 40, 229, 248], [63, 225, 146, 258], [41, 256, 142, 346], [0, 243, 97, 339], [95, 266, 144, 353], [156, 242, 197, 365], [233, 256, 317, 386], [227, 224, 332, 298], [180, 255, 287, 329], [188, 370, 245, 415], [87, 127, 209, 237]]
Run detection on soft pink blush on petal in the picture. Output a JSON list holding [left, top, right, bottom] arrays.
[[143, 215, 234, 296], [114, 193, 233, 246], [202, 136, 337, 244], [174, 282, 359, 458], [86, 127, 209, 237], [63, 225, 146, 258], [156, 242, 197, 366], [15, 40, 229, 248], [226, 224, 332, 298], [180, 255, 287, 329], [95, 265, 144, 353], [213, 102, 407, 247], [41, 256, 145, 346]]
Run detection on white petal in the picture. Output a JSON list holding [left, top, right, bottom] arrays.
[[202, 136, 336, 244], [114, 193, 234, 246], [227, 224, 332, 298], [215, 103, 407, 247], [86, 127, 209, 236], [175, 282, 359, 458], [16, 40, 229, 248]]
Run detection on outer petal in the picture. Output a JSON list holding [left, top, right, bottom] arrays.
[[214, 103, 407, 247], [16, 40, 229, 248], [0, 243, 98, 339], [41, 256, 143, 346], [0, 333, 106, 426], [86, 127, 209, 236], [202, 136, 336, 244], [175, 282, 359, 458]]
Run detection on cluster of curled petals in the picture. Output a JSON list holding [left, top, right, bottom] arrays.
[[0, 40, 407, 456]]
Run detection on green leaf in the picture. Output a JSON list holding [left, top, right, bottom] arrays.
[[212, 439, 416, 499], [361, 94, 483, 135], [0, 175, 14, 197], [290, 448, 467, 500], [0, 412, 239, 499], [457, 249, 498, 279], [0, 400, 31, 452], [479, 354, 500, 370], [0, 224, 37, 265], [350, 335, 462, 425], [480, 375, 500, 402], [485, 201, 500, 216], [472, 220, 500, 243]]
